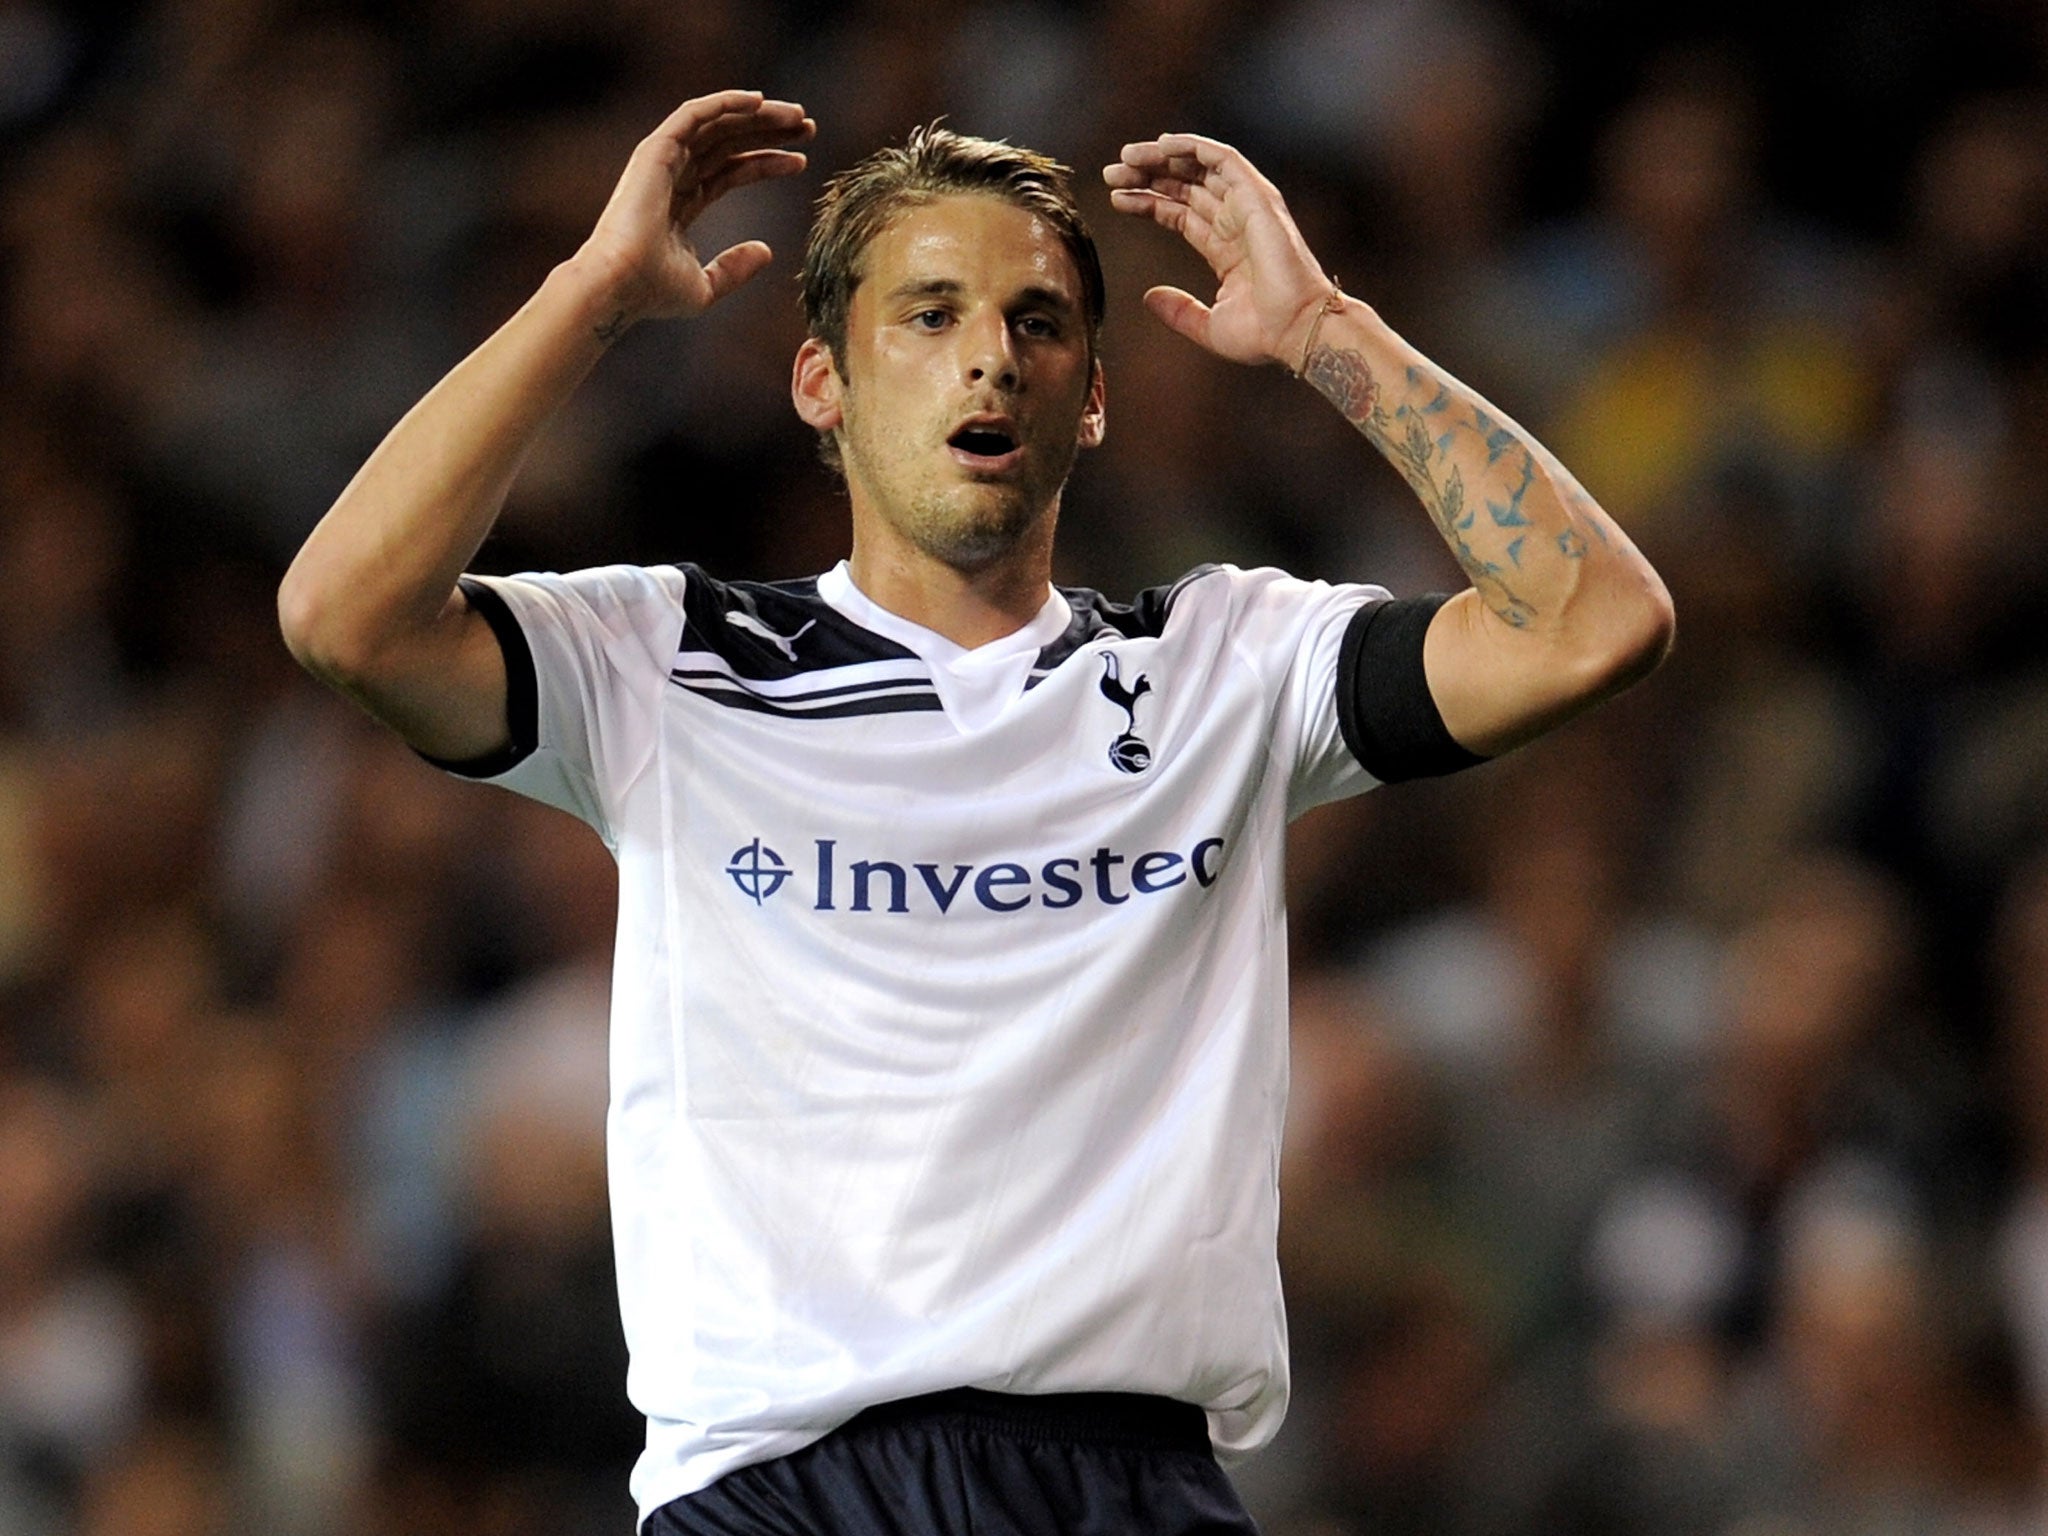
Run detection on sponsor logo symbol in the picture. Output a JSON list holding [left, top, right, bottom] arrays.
[[1099, 652, 1153, 774], [725, 838, 791, 904], [725, 609, 816, 662]]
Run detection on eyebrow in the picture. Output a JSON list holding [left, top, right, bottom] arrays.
[[883, 278, 1078, 312]]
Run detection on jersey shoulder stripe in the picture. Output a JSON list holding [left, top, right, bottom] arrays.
[[678, 564, 918, 679], [667, 678, 946, 719], [671, 565, 941, 718], [669, 660, 941, 717], [666, 563, 1224, 713], [1032, 564, 1221, 674], [670, 666, 933, 703]]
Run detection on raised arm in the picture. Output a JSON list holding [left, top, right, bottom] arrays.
[[1105, 134, 1673, 757], [278, 91, 813, 760]]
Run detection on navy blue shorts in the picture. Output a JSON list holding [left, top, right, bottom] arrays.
[[645, 1389, 1262, 1536]]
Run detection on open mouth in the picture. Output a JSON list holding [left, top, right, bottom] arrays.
[[947, 422, 1023, 472]]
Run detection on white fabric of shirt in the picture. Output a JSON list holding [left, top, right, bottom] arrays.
[[459, 559, 1387, 1526]]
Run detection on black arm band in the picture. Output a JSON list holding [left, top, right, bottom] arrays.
[[416, 577, 539, 778], [1335, 593, 1488, 783]]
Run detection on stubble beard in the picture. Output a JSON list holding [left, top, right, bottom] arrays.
[[843, 407, 1078, 575], [901, 480, 1055, 571]]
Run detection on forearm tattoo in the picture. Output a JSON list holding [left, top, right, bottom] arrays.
[[1302, 346, 1377, 419], [1302, 343, 1609, 629], [594, 309, 629, 346]]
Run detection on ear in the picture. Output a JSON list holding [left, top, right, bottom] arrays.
[[791, 336, 844, 432], [1077, 356, 1106, 450]]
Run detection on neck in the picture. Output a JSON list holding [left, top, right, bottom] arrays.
[[846, 511, 1057, 650]]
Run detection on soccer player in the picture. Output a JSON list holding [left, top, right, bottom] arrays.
[[280, 90, 1672, 1534]]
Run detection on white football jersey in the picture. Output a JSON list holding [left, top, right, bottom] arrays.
[[455, 558, 1388, 1525]]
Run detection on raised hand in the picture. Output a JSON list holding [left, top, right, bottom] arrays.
[[1104, 134, 1335, 369], [578, 90, 815, 335]]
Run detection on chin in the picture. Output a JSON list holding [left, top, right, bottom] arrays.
[[907, 490, 1047, 571], [915, 521, 1031, 573]]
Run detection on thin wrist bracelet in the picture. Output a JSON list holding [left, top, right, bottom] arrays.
[[1288, 279, 1345, 377]]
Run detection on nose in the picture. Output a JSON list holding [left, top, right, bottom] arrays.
[[963, 311, 1019, 391]]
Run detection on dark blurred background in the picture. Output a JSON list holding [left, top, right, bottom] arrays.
[[5, 1, 2048, 1533]]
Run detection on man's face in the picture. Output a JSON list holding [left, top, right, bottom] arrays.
[[809, 193, 1105, 573]]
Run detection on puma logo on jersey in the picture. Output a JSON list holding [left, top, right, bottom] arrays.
[[1099, 652, 1153, 774], [725, 610, 815, 662]]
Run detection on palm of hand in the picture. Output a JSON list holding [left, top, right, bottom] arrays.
[[592, 153, 726, 322], [578, 91, 812, 328], [1108, 134, 1331, 368], [1198, 200, 1317, 365], [647, 202, 717, 315]]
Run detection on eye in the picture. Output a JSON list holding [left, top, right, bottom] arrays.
[[1016, 315, 1060, 339], [911, 308, 950, 330]]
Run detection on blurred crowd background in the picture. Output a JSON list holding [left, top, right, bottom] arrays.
[[5, 0, 2048, 1532]]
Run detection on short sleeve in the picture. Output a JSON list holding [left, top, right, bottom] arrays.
[[1192, 565, 1391, 817], [439, 564, 690, 845]]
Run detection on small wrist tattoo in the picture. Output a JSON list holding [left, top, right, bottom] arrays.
[[594, 309, 629, 346], [1304, 346, 1378, 422]]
